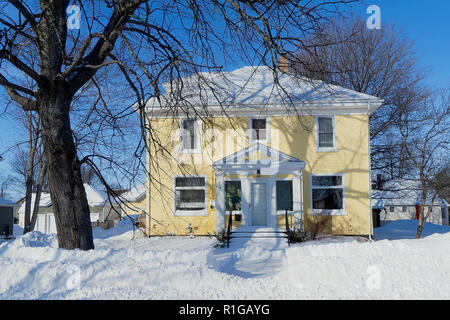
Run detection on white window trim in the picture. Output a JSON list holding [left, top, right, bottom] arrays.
[[310, 173, 346, 216], [248, 116, 270, 144], [179, 118, 202, 154], [275, 178, 294, 215], [173, 175, 207, 216], [315, 116, 337, 152], [224, 179, 243, 215]]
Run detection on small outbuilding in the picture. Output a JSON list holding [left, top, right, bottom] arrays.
[[0, 198, 18, 238]]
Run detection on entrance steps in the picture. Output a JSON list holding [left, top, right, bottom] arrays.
[[228, 227, 288, 241]]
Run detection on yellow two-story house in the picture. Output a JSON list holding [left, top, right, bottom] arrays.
[[142, 65, 382, 238]]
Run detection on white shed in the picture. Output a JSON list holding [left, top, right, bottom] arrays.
[[0, 198, 18, 238]]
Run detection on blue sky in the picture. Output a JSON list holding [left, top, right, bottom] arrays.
[[1, 0, 449, 199], [357, 0, 450, 86]]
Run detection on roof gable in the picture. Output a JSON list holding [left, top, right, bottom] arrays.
[[213, 143, 305, 175]]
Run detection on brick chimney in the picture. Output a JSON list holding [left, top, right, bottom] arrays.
[[376, 174, 383, 190], [279, 54, 289, 73]]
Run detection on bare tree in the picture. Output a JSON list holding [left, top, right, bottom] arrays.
[[396, 89, 449, 238], [0, 0, 356, 250], [292, 16, 429, 179]]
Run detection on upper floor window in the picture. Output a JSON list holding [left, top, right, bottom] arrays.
[[250, 117, 269, 142], [180, 119, 200, 153], [316, 116, 336, 151]]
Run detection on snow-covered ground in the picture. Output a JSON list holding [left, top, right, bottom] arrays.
[[0, 219, 449, 299]]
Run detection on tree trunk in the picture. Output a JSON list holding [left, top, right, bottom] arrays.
[[23, 176, 33, 234], [29, 164, 47, 231], [416, 218, 424, 239], [39, 93, 94, 250]]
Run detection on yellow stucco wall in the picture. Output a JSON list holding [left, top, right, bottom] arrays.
[[121, 197, 147, 218], [146, 114, 372, 236]]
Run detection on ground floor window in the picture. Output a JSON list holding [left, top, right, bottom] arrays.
[[276, 180, 293, 211], [311, 175, 344, 214], [174, 177, 206, 214], [225, 181, 242, 211]]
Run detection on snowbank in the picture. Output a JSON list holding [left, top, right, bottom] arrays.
[[374, 219, 450, 240], [0, 219, 449, 299]]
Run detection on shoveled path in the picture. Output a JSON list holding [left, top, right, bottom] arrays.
[[210, 227, 288, 278]]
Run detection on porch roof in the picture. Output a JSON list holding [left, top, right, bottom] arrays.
[[213, 143, 305, 174]]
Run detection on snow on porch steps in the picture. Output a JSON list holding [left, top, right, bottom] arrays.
[[230, 226, 288, 239], [210, 227, 289, 278]]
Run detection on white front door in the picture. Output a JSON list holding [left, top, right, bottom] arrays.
[[251, 182, 267, 226]]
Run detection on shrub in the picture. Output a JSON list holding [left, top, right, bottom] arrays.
[[288, 228, 309, 243], [307, 216, 332, 240], [213, 228, 227, 247]]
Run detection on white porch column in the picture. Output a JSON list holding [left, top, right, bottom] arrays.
[[215, 172, 225, 232], [240, 172, 250, 226], [269, 174, 276, 227], [293, 171, 303, 230]]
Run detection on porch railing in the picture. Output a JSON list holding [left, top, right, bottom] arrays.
[[226, 210, 232, 248], [285, 209, 291, 247]]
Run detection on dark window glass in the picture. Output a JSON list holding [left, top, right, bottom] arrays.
[[312, 189, 343, 210], [225, 181, 241, 211], [175, 190, 205, 210], [311, 176, 342, 187], [175, 177, 205, 187], [276, 180, 293, 211]]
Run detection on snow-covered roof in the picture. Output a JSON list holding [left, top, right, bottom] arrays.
[[372, 179, 447, 208], [0, 198, 19, 208], [18, 193, 52, 214], [145, 65, 383, 115], [18, 184, 109, 214], [120, 183, 146, 202], [83, 183, 108, 207]]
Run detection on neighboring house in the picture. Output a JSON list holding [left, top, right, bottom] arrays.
[[140, 64, 384, 237], [372, 179, 449, 226], [0, 197, 18, 237], [18, 184, 121, 234], [116, 183, 147, 218]]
